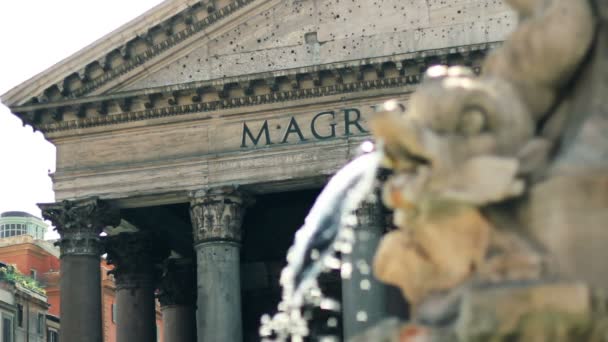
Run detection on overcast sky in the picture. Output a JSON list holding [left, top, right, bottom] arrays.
[[0, 0, 165, 238]]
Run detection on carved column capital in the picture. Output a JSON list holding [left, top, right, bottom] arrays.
[[355, 199, 384, 228], [189, 187, 253, 244], [157, 258, 196, 307], [40, 198, 120, 257], [104, 232, 169, 290]]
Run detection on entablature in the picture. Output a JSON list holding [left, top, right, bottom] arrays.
[[12, 43, 494, 135]]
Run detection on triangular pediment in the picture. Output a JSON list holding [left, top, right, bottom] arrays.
[[1, 0, 514, 109], [1, 0, 259, 107], [116, 0, 515, 93]]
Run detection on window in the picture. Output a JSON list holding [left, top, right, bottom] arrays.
[[111, 304, 116, 323], [30, 270, 37, 280], [47, 329, 58, 342], [2, 314, 13, 342], [37, 313, 44, 335], [16, 305, 22, 328]]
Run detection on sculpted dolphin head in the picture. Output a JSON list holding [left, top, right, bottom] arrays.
[[371, 65, 536, 211]]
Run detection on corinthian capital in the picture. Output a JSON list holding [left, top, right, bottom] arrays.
[[39, 198, 120, 256], [355, 199, 384, 228], [104, 232, 169, 290], [157, 258, 196, 307], [189, 187, 253, 244]]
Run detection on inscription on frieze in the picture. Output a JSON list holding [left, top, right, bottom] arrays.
[[240, 107, 373, 148]]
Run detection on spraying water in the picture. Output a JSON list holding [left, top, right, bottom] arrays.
[[260, 141, 383, 341]]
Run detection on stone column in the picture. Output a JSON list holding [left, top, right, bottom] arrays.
[[105, 232, 168, 342], [342, 200, 388, 339], [157, 258, 197, 342], [190, 187, 251, 342], [40, 198, 119, 342]]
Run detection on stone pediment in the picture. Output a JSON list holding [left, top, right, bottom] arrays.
[[0, 0, 516, 206], [1, 0, 514, 112], [1, 0, 257, 107], [2, 0, 515, 136], [117, 0, 514, 93]]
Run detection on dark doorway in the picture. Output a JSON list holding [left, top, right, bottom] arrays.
[[240, 188, 343, 341]]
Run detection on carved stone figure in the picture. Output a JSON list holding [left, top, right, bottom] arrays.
[[363, 0, 608, 340]]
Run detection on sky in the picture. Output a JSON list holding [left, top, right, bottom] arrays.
[[0, 0, 165, 238]]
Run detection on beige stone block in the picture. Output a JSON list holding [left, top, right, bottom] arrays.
[[526, 174, 608, 291], [456, 282, 591, 339], [373, 207, 490, 304]]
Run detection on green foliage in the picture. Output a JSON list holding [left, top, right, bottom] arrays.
[[0, 265, 45, 295]]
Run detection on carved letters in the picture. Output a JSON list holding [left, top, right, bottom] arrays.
[[240, 108, 369, 148]]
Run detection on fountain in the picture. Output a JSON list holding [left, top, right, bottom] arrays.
[[262, 0, 608, 340], [260, 141, 383, 341]]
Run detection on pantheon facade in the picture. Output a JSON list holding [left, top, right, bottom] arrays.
[[1, 0, 514, 341]]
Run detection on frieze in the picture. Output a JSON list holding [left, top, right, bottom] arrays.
[[39, 198, 120, 257], [241, 108, 368, 148], [213, 151, 320, 171]]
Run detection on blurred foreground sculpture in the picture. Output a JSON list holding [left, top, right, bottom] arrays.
[[363, 0, 608, 340]]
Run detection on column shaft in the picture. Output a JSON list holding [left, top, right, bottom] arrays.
[[60, 255, 103, 342], [116, 278, 157, 342], [162, 305, 196, 342], [158, 258, 197, 342], [342, 200, 388, 339], [190, 188, 251, 342], [40, 198, 119, 342], [196, 242, 242, 341], [105, 232, 168, 342]]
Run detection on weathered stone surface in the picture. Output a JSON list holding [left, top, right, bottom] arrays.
[[189, 187, 251, 243], [122, 0, 514, 92], [526, 174, 608, 290], [2, 0, 515, 206], [456, 282, 591, 340], [50, 94, 400, 203], [40, 198, 120, 257]]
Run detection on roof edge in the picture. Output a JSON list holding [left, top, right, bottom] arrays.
[[0, 0, 195, 107]]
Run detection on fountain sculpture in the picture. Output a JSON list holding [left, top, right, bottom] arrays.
[[265, 0, 608, 340]]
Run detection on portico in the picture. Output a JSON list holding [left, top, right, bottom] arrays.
[[1, 0, 514, 340]]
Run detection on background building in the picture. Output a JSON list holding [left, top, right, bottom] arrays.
[[0, 262, 49, 342], [0, 212, 59, 317], [0, 212, 164, 342], [0, 212, 47, 240]]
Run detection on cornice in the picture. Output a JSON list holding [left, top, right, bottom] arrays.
[[0, 244, 52, 258], [1, 0, 256, 107], [11, 43, 496, 134]]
